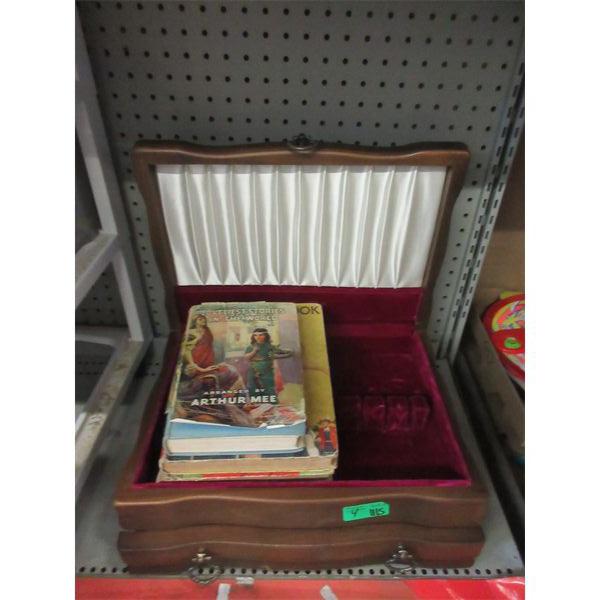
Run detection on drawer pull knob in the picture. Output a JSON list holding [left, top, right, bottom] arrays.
[[187, 547, 222, 585], [385, 544, 417, 574]]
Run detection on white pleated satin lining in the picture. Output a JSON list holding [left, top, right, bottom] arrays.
[[156, 164, 447, 288]]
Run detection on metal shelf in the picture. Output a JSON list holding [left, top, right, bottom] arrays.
[[75, 12, 153, 498], [75, 326, 147, 498], [454, 351, 524, 557], [75, 232, 119, 307], [76, 340, 113, 411], [75, 338, 523, 581]]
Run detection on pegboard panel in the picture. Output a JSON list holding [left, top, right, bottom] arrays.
[[76, 264, 128, 326], [448, 75, 524, 359], [77, 0, 524, 353]]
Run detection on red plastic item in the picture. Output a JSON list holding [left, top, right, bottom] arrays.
[[76, 576, 525, 600], [482, 293, 525, 386]]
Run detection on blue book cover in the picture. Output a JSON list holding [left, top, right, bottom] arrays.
[[166, 418, 307, 440], [165, 444, 307, 459]]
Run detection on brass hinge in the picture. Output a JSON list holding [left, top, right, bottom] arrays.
[[187, 548, 223, 585]]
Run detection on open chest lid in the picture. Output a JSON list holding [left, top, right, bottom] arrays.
[[133, 138, 469, 332]]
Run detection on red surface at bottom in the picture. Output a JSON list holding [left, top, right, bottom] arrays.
[[76, 577, 525, 600]]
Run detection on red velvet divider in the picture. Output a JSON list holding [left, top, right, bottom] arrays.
[[133, 286, 471, 488]]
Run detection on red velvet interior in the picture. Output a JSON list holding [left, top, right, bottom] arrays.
[[133, 286, 471, 488]]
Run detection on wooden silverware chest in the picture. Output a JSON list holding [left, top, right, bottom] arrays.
[[114, 138, 488, 574]]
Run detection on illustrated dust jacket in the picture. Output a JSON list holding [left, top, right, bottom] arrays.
[[169, 302, 305, 431]]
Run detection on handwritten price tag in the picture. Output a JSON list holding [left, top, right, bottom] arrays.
[[342, 501, 390, 522]]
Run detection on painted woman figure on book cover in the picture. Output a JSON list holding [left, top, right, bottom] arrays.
[[180, 314, 244, 397], [245, 327, 292, 397]]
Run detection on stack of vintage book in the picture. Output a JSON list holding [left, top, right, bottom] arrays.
[[157, 301, 338, 481]]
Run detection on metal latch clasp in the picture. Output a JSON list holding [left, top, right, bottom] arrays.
[[187, 548, 223, 585], [287, 134, 319, 153], [385, 544, 417, 575]]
